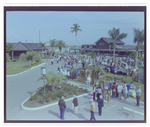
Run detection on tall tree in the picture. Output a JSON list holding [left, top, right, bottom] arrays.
[[133, 28, 144, 67], [70, 23, 82, 46], [6, 43, 13, 57], [56, 40, 66, 53], [38, 42, 46, 57], [47, 39, 57, 50], [108, 27, 127, 62]]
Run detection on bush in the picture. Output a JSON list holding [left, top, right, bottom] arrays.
[[19, 53, 27, 62], [29, 94, 37, 101], [51, 93, 57, 100], [6, 53, 11, 62], [33, 53, 42, 63], [12, 60, 17, 62], [83, 89, 88, 93], [57, 91, 64, 98]]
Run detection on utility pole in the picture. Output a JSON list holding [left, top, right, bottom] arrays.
[[39, 30, 40, 43]]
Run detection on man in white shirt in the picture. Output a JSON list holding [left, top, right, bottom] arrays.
[[117, 84, 123, 99], [86, 75, 91, 88]]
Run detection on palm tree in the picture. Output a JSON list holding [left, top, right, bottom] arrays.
[[47, 39, 57, 50], [56, 40, 66, 53], [108, 27, 127, 62], [70, 23, 82, 46], [133, 28, 144, 67], [38, 42, 46, 57]]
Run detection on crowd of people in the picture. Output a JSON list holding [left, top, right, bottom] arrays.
[[48, 52, 142, 121], [49, 53, 142, 83]]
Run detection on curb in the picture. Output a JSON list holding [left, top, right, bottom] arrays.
[[6, 63, 46, 77], [21, 92, 93, 111]]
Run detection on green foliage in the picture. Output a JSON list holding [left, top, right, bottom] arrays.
[[26, 50, 36, 61], [129, 51, 136, 59], [29, 94, 37, 101], [51, 93, 57, 100], [47, 39, 57, 49], [44, 55, 50, 59], [33, 53, 42, 62], [94, 66, 101, 72], [19, 53, 27, 62], [12, 60, 17, 62], [6, 43, 13, 53], [83, 89, 88, 93], [88, 51, 96, 59], [6, 53, 11, 62], [56, 40, 66, 53], [138, 56, 142, 61], [38, 42, 46, 51], [80, 50, 86, 54], [57, 91, 64, 98], [38, 72, 67, 87]]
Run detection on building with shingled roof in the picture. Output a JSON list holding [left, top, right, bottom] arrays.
[[10, 42, 48, 60]]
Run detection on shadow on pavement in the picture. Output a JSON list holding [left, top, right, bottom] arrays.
[[83, 95, 92, 100], [48, 110, 60, 119], [66, 107, 74, 114], [27, 91, 35, 95], [66, 107, 89, 120], [76, 113, 89, 120]]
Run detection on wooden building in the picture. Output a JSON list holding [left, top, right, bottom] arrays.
[[80, 37, 144, 57], [10, 42, 47, 60]]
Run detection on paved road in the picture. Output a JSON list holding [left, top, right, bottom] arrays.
[[6, 59, 145, 121]]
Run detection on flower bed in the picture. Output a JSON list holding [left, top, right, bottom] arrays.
[[23, 82, 88, 108]]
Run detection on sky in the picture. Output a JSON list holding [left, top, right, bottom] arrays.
[[6, 11, 144, 46]]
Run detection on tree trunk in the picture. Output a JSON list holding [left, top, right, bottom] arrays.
[[135, 43, 139, 68], [135, 50, 138, 67], [113, 41, 116, 63], [113, 48, 115, 62]]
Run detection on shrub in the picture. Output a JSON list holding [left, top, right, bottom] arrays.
[[33, 53, 42, 63], [12, 60, 17, 62], [6, 53, 11, 62], [29, 94, 37, 101], [44, 95, 50, 102], [51, 93, 57, 100], [83, 89, 88, 93], [57, 91, 64, 98], [19, 53, 27, 62]]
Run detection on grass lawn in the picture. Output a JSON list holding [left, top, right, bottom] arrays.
[[70, 72, 145, 102], [6, 61, 43, 75]]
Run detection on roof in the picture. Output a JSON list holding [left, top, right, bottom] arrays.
[[11, 42, 47, 51], [94, 37, 125, 45], [116, 45, 143, 51]]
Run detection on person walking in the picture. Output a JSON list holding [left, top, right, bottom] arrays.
[[97, 95, 104, 116], [72, 95, 78, 114], [112, 82, 117, 98], [117, 83, 123, 99], [96, 87, 102, 101], [90, 99, 96, 121], [136, 85, 142, 106], [86, 75, 91, 88], [67, 70, 70, 81], [123, 83, 128, 101], [58, 96, 66, 120]]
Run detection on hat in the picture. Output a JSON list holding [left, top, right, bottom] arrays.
[[99, 95, 103, 99], [61, 96, 65, 100], [138, 85, 141, 88], [90, 99, 93, 102]]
